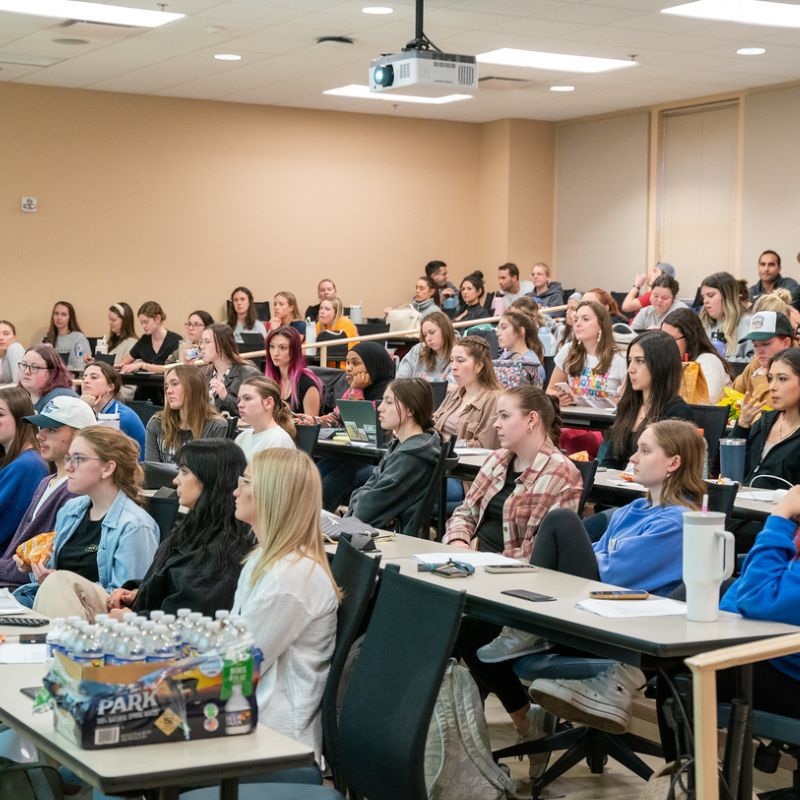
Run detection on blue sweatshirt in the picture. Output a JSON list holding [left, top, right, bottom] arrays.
[[593, 498, 687, 596], [101, 400, 146, 462], [720, 515, 800, 681], [0, 450, 49, 548]]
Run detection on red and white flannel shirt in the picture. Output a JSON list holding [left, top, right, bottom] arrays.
[[443, 439, 583, 560]]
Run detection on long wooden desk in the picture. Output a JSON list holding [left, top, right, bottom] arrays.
[[561, 405, 617, 430], [0, 661, 314, 800]]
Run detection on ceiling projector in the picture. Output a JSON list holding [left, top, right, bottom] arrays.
[[369, 49, 478, 96]]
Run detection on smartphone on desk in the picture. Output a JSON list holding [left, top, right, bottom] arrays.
[[501, 589, 556, 602], [589, 590, 649, 600], [485, 564, 537, 574]]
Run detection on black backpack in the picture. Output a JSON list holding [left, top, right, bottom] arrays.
[[0, 756, 63, 800]]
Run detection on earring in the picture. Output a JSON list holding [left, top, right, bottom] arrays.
[[597, 330, 602, 343]]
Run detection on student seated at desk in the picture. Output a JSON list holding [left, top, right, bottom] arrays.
[[0, 320, 26, 384], [316, 297, 359, 368], [493, 309, 545, 389], [453, 271, 489, 323], [235, 377, 296, 461], [601, 331, 694, 470], [0, 387, 48, 548], [265, 325, 322, 416], [80, 362, 146, 459], [200, 323, 261, 417], [0, 396, 94, 589], [165, 309, 214, 368], [18, 344, 79, 412], [12, 425, 159, 616], [731, 347, 800, 489], [581, 288, 630, 326], [107, 440, 252, 618], [45, 300, 91, 372], [396, 311, 456, 384], [346, 378, 440, 530], [268, 290, 303, 332], [305, 342, 395, 511], [232, 448, 340, 760], [303, 277, 337, 323], [145, 366, 228, 464], [464, 420, 705, 740], [699, 271, 753, 361], [118, 301, 182, 375], [443, 385, 583, 560], [101, 302, 138, 366], [228, 285, 267, 343]]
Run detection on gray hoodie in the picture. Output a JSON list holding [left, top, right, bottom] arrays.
[[528, 281, 565, 309], [346, 430, 441, 531]]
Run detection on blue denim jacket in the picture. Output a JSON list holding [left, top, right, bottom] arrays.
[[42, 490, 159, 591]]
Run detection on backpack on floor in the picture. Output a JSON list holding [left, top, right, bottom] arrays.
[[0, 757, 64, 800], [425, 659, 516, 800]]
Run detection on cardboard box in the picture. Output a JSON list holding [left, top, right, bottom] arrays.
[[45, 649, 260, 749]]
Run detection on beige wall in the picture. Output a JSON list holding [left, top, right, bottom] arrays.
[[2, 83, 552, 345]]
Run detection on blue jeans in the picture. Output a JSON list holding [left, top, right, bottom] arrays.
[[12, 582, 38, 608], [317, 458, 374, 512]]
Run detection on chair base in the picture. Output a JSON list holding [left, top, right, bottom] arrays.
[[494, 724, 660, 799]]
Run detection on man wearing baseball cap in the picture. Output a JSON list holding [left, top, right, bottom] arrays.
[[733, 311, 795, 406], [0, 396, 96, 589]]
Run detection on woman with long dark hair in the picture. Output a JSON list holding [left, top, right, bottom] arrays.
[[493, 309, 545, 389], [46, 301, 91, 372], [107, 439, 253, 616], [601, 331, 694, 469], [200, 323, 261, 416], [228, 286, 267, 343], [118, 301, 182, 374], [454, 271, 488, 323], [103, 302, 138, 365], [265, 325, 322, 416], [662, 307, 734, 403]]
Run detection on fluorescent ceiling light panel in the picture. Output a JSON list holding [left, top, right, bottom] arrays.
[[737, 46, 766, 55], [324, 84, 472, 104], [0, 0, 184, 28], [362, 6, 393, 14], [477, 48, 637, 73], [662, 1, 800, 29], [214, 53, 242, 61], [550, 85, 575, 92]]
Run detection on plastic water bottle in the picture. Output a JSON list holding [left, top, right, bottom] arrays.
[[71, 625, 104, 666], [214, 609, 231, 631], [197, 620, 220, 655], [146, 623, 177, 662], [64, 620, 89, 659], [101, 618, 122, 660], [95, 336, 108, 356], [224, 685, 251, 736], [161, 613, 182, 653], [46, 618, 66, 658], [539, 325, 555, 357], [150, 609, 166, 624], [305, 318, 317, 358], [106, 624, 146, 665]]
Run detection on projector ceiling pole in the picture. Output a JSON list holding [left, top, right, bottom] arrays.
[[415, 0, 423, 44]]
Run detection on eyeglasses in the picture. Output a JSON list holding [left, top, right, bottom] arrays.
[[237, 475, 252, 488], [184, 321, 204, 328], [64, 454, 105, 468], [18, 362, 51, 374]]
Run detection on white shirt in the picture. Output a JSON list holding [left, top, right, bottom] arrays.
[[554, 345, 628, 402], [235, 426, 295, 462], [232, 553, 338, 760], [696, 352, 732, 404], [233, 319, 267, 344], [502, 280, 535, 309]]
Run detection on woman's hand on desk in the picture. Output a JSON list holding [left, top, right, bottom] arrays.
[[738, 391, 765, 429], [119, 361, 143, 374], [774, 486, 800, 523]]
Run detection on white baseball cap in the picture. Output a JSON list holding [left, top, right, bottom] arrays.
[[23, 396, 97, 430]]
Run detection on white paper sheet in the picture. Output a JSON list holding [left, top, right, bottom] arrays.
[[0, 588, 31, 616], [454, 448, 494, 457], [738, 490, 775, 502], [413, 552, 524, 567], [606, 479, 647, 491], [576, 597, 688, 618], [0, 644, 48, 663]]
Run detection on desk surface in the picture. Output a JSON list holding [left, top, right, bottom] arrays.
[[561, 405, 617, 429], [0, 663, 314, 794], [347, 534, 799, 662]]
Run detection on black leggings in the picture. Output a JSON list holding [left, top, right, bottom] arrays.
[[456, 509, 598, 714]]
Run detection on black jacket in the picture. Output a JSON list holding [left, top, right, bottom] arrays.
[[601, 397, 695, 470], [733, 410, 800, 489]]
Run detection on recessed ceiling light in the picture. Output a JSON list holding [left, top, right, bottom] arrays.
[[324, 84, 471, 105], [362, 6, 393, 14], [0, 0, 183, 28], [477, 48, 637, 74], [550, 85, 575, 92], [214, 53, 242, 61], [737, 46, 766, 55], [662, 1, 800, 29]]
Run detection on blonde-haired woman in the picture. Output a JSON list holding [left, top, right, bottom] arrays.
[[269, 291, 303, 332], [316, 297, 359, 368], [13, 425, 159, 616], [699, 271, 753, 360], [235, 377, 296, 461], [145, 366, 228, 464], [232, 448, 340, 760]]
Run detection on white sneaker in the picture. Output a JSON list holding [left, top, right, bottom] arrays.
[[477, 627, 552, 663], [518, 704, 557, 780], [529, 663, 645, 735]]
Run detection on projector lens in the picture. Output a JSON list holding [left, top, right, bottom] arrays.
[[374, 64, 394, 87]]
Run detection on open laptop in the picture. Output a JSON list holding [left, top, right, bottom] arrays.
[[237, 333, 264, 354], [338, 399, 386, 447]]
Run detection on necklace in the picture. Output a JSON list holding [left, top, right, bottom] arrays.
[[778, 412, 800, 441]]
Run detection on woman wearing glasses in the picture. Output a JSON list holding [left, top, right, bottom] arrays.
[[17, 344, 79, 412], [0, 386, 48, 548], [165, 310, 214, 368], [13, 425, 159, 614]]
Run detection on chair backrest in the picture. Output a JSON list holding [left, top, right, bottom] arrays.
[[429, 381, 448, 411], [689, 403, 729, 478], [402, 438, 452, 538], [357, 322, 391, 337], [317, 331, 349, 363], [543, 355, 556, 386], [705, 480, 738, 528], [127, 400, 162, 427], [611, 291, 629, 311], [465, 326, 499, 358], [309, 366, 348, 414], [730, 360, 748, 377], [86, 336, 100, 356], [572, 459, 599, 516], [226, 299, 270, 322], [338, 567, 466, 800], [225, 416, 239, 439], [147, 494, 180, 541], [294, 423, 320, 456], [142, 461, 179, 490], [322, 538, 382, 791]]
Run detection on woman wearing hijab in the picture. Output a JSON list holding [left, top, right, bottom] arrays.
[[297, 341, 396, 512]]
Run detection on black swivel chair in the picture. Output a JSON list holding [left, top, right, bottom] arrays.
[[689, 403, 729, 477], [338, 567, 466, 800], [572, 459, 599, 516], [402, 438, 458, 539], [294, 424, 321, 456], [543, 355, 556, 386], [127, 401, 162, 427], [147, 493, 180, 541]]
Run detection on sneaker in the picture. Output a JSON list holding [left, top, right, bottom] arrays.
[[477, 626, 552, 663], [529, 663, 645, 735], [518, 705, 558, 780]]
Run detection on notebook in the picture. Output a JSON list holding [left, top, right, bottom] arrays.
[[338, 399, 385, 447]]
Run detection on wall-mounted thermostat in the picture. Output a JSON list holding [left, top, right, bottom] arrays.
[[21, 196, 38, 213]]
